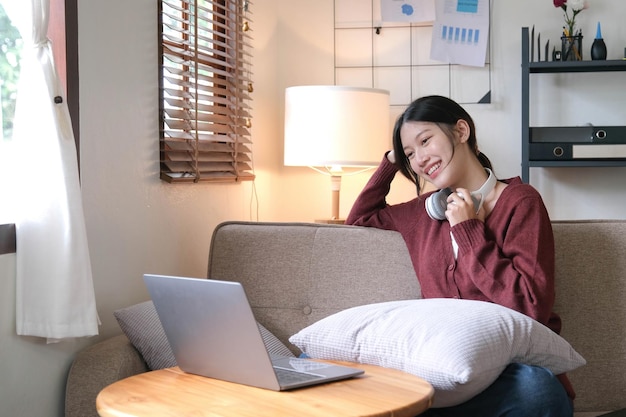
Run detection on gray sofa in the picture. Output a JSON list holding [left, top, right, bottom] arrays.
[[66, 220, 626, 417]]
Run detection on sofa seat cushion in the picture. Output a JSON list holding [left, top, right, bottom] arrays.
[[289, 298, 586, 408], [114, 300, 294, 370]]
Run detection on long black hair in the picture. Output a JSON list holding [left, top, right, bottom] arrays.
[[392, 95, 492, 195]]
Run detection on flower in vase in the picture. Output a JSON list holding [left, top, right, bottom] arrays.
[[553, 0, 586, 37]]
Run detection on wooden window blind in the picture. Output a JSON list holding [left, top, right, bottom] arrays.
[[159, 0, 255, 183]]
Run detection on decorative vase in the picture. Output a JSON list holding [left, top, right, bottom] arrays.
[[591, 22, 607, 60], [561, 34, 583, 61]]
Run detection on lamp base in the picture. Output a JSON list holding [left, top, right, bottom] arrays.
[[314, 219, 346, 225]]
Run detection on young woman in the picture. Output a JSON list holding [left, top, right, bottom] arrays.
[[346, 95, 573, 417]]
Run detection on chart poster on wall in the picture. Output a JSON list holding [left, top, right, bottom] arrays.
[[334, 0, 491, 105], [430, 0, 490, 67]]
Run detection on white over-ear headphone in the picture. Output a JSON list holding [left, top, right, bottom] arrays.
[[425, 168, 496, 221]]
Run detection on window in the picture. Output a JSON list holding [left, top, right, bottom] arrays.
[[159, 0, 255, 183], [0, 0, 77, 252], [0, 0, 78, 146], [0, 4, 21, 142], [0, 4, 22, 239]]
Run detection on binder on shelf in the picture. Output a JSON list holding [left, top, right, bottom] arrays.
[[529, 142, 626, 160], [530, 126, 626, 144], [529, 126, 626, 161]]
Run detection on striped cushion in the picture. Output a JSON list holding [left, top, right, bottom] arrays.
[[114, 300, 293, 370]]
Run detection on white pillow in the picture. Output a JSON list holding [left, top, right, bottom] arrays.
[[289, 298, 585, 408]]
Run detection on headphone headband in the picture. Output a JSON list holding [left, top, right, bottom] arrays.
[[473, 168, 496, 212]]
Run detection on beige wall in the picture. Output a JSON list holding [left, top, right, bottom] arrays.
[[2, 0, 626, 415]]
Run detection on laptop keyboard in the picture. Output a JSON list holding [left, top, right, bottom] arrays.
[[273, 367, 324, 385]]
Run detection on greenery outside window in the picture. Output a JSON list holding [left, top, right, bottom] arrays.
[[159, 0, 255, 183], [0, 4, 22, 244], [0, 4, 21, 142]]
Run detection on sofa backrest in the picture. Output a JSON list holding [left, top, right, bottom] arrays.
[[208, 221, 420, 351], [552, 220, 626, 412], [208, 220, 626, 413]]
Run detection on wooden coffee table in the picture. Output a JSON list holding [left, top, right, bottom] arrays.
[[96, 360, 434, 416]]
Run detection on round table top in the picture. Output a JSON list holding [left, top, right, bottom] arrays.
[[96, 361, 434, 417]]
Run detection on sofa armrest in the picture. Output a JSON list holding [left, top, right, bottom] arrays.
[[65, 334, 149, 417]]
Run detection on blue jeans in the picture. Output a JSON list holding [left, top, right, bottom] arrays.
[[420, 363, 573, 417]]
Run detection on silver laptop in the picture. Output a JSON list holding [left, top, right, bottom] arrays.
[[143, 274, 364, 390]]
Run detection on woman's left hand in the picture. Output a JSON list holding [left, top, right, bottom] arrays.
[[445, 188, 485, 226]]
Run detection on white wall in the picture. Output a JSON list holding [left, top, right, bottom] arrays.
[[1, 0, 626, 415]]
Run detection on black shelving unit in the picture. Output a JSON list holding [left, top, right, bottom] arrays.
[[521, 26, 626, 183]]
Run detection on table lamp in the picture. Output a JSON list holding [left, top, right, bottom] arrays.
[[284, 85, 390, 221]]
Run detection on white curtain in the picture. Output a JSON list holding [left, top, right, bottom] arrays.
[[1, 0, 99, 340]]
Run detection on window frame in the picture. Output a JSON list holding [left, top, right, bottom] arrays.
[[50, 0, 79, 155]]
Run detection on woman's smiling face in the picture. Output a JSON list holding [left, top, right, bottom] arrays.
[[400, 121, 457, 186]]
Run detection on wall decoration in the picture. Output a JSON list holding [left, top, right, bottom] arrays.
[[334, 0, 492, 106]]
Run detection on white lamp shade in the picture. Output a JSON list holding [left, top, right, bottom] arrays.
[[284, 85, 390, 168]]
